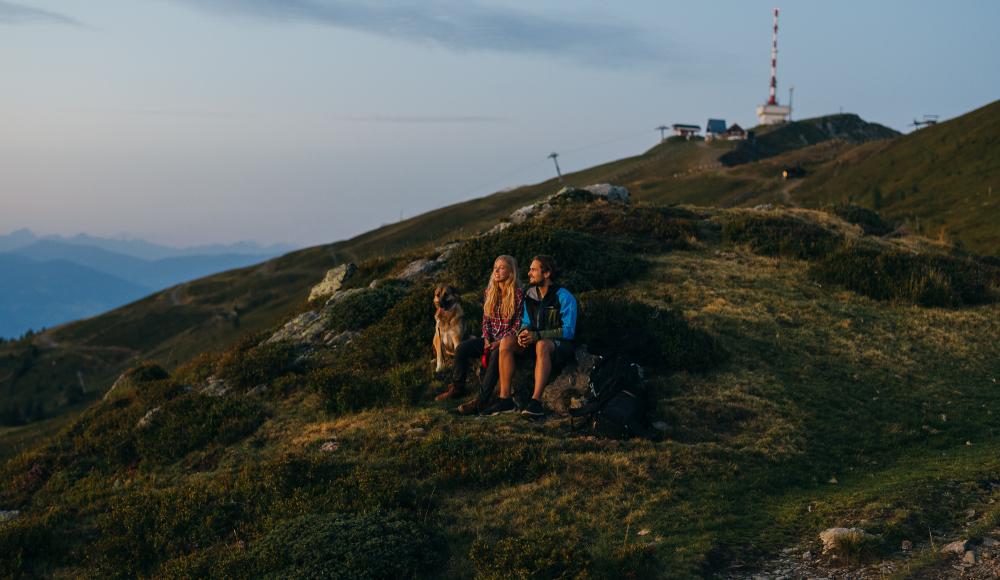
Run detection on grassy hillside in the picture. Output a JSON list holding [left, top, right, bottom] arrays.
[[1, 195, 998, 578], [789, 99, 1000, 255], [2, 100, 994, 451]]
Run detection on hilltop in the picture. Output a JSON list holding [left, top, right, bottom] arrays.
[[1, 184, 999, 577]]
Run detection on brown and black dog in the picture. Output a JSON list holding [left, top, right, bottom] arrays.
[[433, 284, 464, 373]]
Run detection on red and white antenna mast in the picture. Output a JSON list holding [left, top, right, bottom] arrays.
[[768, 8, 779, 105]]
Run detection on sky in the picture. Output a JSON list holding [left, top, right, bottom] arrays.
[[1, 0, 997, 248]]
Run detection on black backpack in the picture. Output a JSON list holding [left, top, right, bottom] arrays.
[[570, 356, 652, 439]]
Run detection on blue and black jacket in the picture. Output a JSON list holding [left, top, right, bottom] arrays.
[[521, 285, 577, 342]]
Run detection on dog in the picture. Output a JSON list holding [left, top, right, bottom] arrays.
[[433, 284, 464, 373]]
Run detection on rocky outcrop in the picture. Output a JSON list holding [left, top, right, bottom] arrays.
[[395, 258, 440, 281], [308, 263, 357, 303], [0, 510, 20, 524], [267, 288, 365, 346]]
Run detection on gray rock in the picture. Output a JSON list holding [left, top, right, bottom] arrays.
[[941, 540, 969, 554], [484, 221, 513, 236], [435, 242, 463, 263], [583, 183, 630, 203], [308, 263, 357, 302], [200, 377, 230, 397], [266, 288, 365, 345], [539, 347, 599, 415], [0, 510, 20, 524], [137, 406, 162, 429], [819, 527, 873, 554], [509, 203, 540, 224], [320, 440, 339, 453], [395, 258, 439, 281]]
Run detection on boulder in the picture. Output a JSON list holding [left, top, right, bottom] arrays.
[[941, 539, 971, 554], [507, 346, 597, 415], [435, 242, 463, 263], [136, 406, 162, 429], [819, 527, 873, 554], [583, 183, 630, 203], [308, 263, 357, 303], [0, 510, 20, 524], [395, 258, 439, 281]]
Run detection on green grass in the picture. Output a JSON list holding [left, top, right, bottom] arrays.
[[2, 202, 1000, 578]]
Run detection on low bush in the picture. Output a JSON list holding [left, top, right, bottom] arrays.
[[135, 394, 267, 463], [809, 244, 1000, 306], [469, 529, 592, 580], [447, 223, 647, 291], [321, 281, 408, 333], [578, 291, 727, 371], [250, 511, 443, 579], [827, 203, 894, 236], [547, 203, 703, 251], [215, 340, 299, 391], [0, 509, 68, 578], [94, 483, 248, 576], [344, 284, 437, 370], [722, 213, 842, 260]]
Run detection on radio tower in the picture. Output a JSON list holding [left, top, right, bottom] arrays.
[[756, 8, 791, 125]]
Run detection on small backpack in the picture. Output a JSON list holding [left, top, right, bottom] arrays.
[[570, 356, 651, 439]]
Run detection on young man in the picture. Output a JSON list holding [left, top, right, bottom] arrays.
[[484, 255, 577, 417]]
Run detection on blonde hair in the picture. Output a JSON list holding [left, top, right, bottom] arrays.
[[484, 255, 520, 319]]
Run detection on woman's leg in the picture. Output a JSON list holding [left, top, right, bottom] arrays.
[[450, 338, 483, 390], [478, 347, 501, 406]]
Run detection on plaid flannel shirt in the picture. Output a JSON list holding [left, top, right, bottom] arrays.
[[482, 286, 525, 351]]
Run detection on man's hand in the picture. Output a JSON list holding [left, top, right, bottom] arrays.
[[517, 329, 538, 347]]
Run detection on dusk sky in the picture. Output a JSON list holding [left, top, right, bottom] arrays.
[[1, 0, 997, 248]]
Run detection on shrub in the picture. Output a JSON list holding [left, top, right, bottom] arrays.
[[578, 291, 726, 371], [250, 511, 443, 579], [447, 223, 647, 291], [469, 530, 592, 580], [321, 281, 408, 333], [809, 244, 1000, 306], [547, 203, 703, 251], [827, 203, 894, 236], [121, 361, 169, 383], [215, 340, 299, 391], [135, 393, 267, 463], [344, 284, 437, 370], [94, 483, 248, 576], [0, 509, 68, 577], [722, 214, 842, 260]]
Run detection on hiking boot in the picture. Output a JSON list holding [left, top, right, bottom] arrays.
[[434, 383, 466, 402], [455, 398, 482, 416], [483, 397, 518, 416], [521, 399, 545, 417]]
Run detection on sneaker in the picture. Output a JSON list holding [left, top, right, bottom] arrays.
[[455, 398, 482, 416], [434, 383, 466, 402], [483, 397, 518, 416], [521, 399, 545, 417]]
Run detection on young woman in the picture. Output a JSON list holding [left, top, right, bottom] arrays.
[[434, 255, 525, 415]]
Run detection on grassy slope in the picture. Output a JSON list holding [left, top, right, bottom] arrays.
[[789, 99, 1000, 255], [2, 202, 999, 578]]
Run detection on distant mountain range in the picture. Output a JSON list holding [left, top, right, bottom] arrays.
[[0, 229, 295, 260], [0, 232, 297, 338]]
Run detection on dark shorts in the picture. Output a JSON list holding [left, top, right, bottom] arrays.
[[520, 338, 576, 373]]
